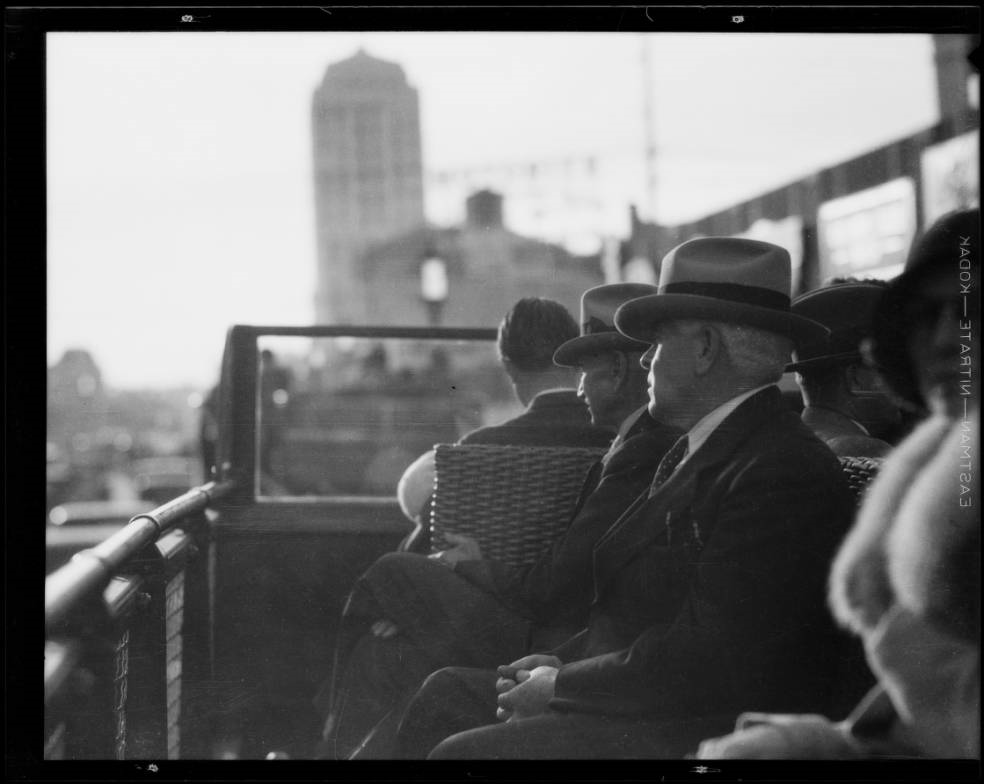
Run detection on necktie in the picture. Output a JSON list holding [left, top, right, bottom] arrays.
[[648, 436, 688, 497]]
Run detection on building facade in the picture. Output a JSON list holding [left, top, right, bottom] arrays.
[[361, 189, 603, 328], [626, 34, 980, 294]]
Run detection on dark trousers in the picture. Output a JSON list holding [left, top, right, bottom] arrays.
[[392, 665, 737, 760], [318, 553, 533, 759]]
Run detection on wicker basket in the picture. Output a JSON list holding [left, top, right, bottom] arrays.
[[838, 456, 883, 502], [429, 444, 606, 569]]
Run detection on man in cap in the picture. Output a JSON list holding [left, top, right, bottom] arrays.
[[788, 280, 898, 457], [318, 284, 682, 759], [392, 237, 863, 759]]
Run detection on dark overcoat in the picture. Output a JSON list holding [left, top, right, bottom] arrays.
[[459, 389, 614, 448], [550, 386, 865, 722], [454, 412, 682, 635]]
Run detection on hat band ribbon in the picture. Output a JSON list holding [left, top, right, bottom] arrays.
[[661, 281, 790, 311], [793, 349, 862, 365]]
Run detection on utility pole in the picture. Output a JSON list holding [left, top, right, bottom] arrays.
[[640, 35, 657, 221]]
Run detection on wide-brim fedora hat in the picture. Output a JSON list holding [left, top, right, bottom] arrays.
[[614, 237, 828, 348], [554, 283, 658, 367], [786, 283, 887, 373], [868, 207, 979, 408]]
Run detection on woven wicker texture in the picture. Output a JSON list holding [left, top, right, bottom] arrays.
[[430, 444, 606, 569], [838, 456, 883, 502]]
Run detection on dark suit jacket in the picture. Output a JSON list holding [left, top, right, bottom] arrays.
[[454, 412, 683, 637], [549, 386, 863, 721], [459, 389, 614, 449]]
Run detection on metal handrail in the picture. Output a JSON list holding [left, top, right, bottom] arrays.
[[232, 324, 498, 340], [45, 480, 236, 633]]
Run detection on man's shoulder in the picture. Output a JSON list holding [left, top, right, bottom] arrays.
[[728, 409, 851, 494], [748, 406, 841, 460], [458, 420, 611, 449], [458, 424, 515, 446], [457, 390, 612, 448]]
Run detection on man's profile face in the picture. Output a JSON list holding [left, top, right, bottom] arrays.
[[641, 321, 699, 423], [905, 271, 966, 418], [576, 353, 619, 428]]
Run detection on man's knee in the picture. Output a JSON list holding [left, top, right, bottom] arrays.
[[400, 666, 484, 735], [428, 731, 477, 760], [427, 722, 514, 760], [344, 551, 438, 619], [366, 551, 426, 581], [397, 667, 497, 758], [364, 550, 460, 592], [411, 667, 469, 709]]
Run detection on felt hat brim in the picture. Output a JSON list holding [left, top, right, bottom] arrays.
[[614, 293, 829, 348], [785, 350, 863, 374], [866, 207, 979, 409], [553, 331, 649, 367]]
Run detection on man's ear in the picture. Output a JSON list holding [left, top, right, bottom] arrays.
[[610, 351, 629, 384], [694, 324, 722, 376]]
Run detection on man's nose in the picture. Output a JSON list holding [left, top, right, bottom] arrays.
[[577, 373, 586, 398], [639, 345, 656, 369]]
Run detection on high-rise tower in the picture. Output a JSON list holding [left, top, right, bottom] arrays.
[[311, 49, 425, 324]]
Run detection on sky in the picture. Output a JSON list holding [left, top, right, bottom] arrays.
[[46, 31, 942, 390]]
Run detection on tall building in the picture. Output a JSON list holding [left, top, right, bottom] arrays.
[[311, 49, 425, 324]]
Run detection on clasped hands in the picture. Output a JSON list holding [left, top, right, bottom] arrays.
[[494, 654, 562, 722], [370, 531, 482, 639]]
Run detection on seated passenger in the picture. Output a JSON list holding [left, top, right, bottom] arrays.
[[696, 207, 980, 760], [389, 237, 862, 759], [314, 284, 682, 760], [788, 280, 898, 457], [396, 296, 614, 540], [316, 284, 682, 758]]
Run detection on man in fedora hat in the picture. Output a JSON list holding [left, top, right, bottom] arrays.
[[317, 284, 682, 759], [391, 237, 864, 759], [788, 280, 898, 457], [695, 207, 980, 761]]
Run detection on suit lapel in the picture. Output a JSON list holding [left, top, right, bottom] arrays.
[[570, 459, 605, 518], [592, 386, 785, 592]]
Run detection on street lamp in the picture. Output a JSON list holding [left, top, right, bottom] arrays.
[[420, 254, 448, 326]]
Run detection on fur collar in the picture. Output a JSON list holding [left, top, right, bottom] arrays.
[[829, 411, 979, 642]]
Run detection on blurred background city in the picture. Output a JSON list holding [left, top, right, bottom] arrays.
[[46, 31, 979, 556]]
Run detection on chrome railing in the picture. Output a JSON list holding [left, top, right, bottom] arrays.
[[44, 480, 236, 760]]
